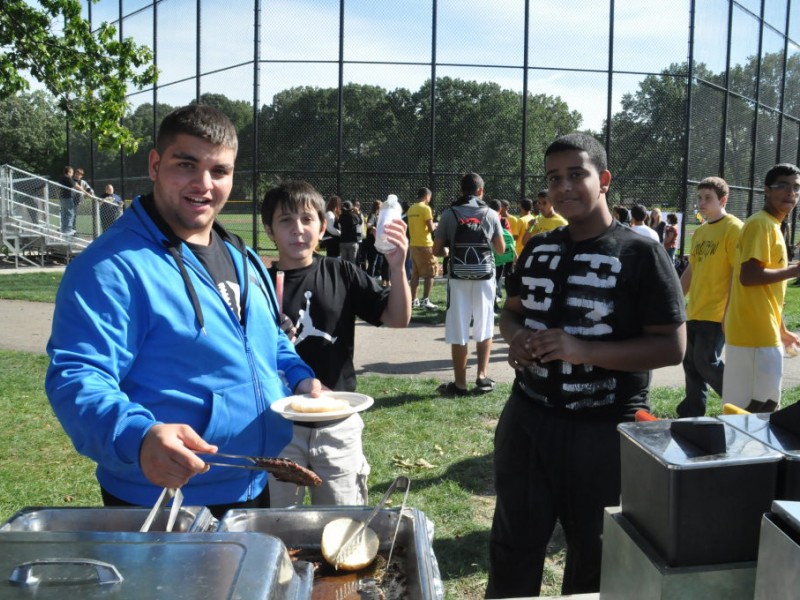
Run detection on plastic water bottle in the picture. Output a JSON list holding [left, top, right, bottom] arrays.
[[374, 194, 402, 253]]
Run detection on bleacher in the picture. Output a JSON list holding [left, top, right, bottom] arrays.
[[0, 165, 122, 268]]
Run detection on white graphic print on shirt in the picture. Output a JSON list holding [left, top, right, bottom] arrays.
[[293, 290, 338, 346], [521, 244, 620, 409]]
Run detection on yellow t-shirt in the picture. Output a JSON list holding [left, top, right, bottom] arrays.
[[724, 210, 787, 347], [515, 214, 535, 254], [687, 213, 743, 322], [528, 213, 568, 237], [407, 201, 433, 247]]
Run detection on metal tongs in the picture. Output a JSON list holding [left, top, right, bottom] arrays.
[[333, 475, 411, 568], [199, 452, 275, 471], [139, 487, 183, 533]]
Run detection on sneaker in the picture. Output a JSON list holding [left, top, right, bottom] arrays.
[[412, 298, 421, 308], [474, 377, 496, 393], [437, 382, 469, 397], [421, 297, 437, 310]]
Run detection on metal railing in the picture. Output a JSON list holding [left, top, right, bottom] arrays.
[[0, 165, 124, 268]]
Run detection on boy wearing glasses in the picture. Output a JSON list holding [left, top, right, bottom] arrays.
[[723, 163, 800, 412]]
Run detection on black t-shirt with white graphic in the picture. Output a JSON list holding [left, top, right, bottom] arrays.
[[269, 255, 389, 391], [187, 230, 242, 322], [507, 220, 685, 420]]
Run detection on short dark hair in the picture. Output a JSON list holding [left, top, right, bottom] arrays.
[[156, 104, 238, 157], [697, 176, 729, 199], [460, 172, 484, 196], [417, 187, 431, 199], [488, 199, 501, 211], [545, 132, 607, 173], [537, 189, 548, 199], [631, 204, 648, 222], [765, 163, 800, 187], [520, 198, 533, 211], [261, 180, 325, 229], [667, 213, 678, 225], [63, 166, 73, 174], [613, 205, 630, 224], [500, 199, 510, 210]]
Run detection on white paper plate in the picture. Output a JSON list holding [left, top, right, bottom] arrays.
[[270, 392, 374, 422]]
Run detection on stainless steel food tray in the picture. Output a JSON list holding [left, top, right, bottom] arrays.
[[217, 507, 443, 599], [0, 506, 216, 533]]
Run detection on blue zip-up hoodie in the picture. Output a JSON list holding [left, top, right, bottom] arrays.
[[46, 194, 315, 507]]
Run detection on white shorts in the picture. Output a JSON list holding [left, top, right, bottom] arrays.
[[722, 345, 783, 409], [445, 278, 496, 345], [268, 413, 370, 507]]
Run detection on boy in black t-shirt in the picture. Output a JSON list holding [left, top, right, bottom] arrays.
[[261, 181, 411, 507], [486, 133, 686, 598]]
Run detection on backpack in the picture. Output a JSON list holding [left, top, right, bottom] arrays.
[[494, 227, 516, 267], [447, 205, 494, 280]]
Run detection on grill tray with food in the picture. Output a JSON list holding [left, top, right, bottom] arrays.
[[618, 418, 782, 566], [0, 530, 313, 599], [217, 507, 443, 600]]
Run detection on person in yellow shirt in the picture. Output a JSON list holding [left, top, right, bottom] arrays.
[[676, 177, 742, 417], [522, 189, 568, 245], [514, 197, 536, 255], [724, 163, 800, 412], [407, 187, 438, 309]]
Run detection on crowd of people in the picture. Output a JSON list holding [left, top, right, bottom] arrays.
[[43, 105, 800, 598]]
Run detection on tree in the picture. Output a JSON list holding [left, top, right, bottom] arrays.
[[0, 91, 66, 176], [0, 0, 158, 153]]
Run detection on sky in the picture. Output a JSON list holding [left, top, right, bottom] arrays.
[[76, 0, 800, 131]]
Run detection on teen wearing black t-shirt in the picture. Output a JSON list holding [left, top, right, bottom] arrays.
[[486, 133, 686, 598]]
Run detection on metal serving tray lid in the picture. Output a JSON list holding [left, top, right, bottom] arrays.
[[0, 506, 217, 533], [719, 414, 800, 459], [0, 531, 312, 600], [618, 418, 783, 470]]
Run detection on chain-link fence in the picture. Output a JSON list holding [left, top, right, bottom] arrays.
[[65, 0, 800, 256]]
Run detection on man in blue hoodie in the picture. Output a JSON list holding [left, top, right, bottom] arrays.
[[46, 105, 321, 517]]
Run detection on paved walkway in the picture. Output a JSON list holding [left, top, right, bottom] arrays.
[[5, 296, 800, 390]]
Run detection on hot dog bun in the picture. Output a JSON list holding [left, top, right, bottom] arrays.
[[289, 395, 350, 413], [321, 517, 380, 570]]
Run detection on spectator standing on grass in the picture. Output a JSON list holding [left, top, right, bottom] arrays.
[[521, 189, 567, 246], [723, 163, 800, 413], [514, 197, 536, 256], [45, 105, 321, 519], [676, 177, 743, 418], [262, 181, 410, 506], [663, 213, 679, 264], [488, 200, 516, 307], [323, 195, 342, 258], [487, 133, 685, 598], [337, 200, 361, 264], [432, 172, 505, 397], [630, 204, 660, 242], [364, 200, 383, 277], [651, 207, 666, 242], [407, 187, 439, 310]]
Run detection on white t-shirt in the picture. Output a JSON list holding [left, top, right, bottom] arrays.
[[631, 224, 660, 242]]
